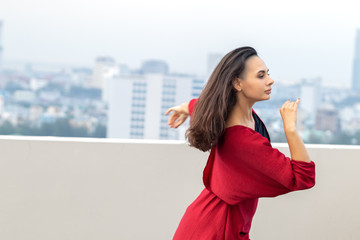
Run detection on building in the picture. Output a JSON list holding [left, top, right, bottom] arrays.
[[30, 78, 48, 91], [299, 77, 322, 127], [0, 20, 3, 74], [0, 95, 4, 115], [315, 104, 341, 135], [90, 56, 119, 102], [107, 73, 204, 140], [13, 90, 35, 103], [140, 60, 169, 75], [352, 29, 360, 91]]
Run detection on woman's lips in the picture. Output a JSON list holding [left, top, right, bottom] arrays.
[[265, 89, 272, 94]]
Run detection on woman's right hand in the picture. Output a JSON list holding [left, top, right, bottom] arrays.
[[164, 102, 189, 128], [280, 98, 300, 132], [280, 98, 311, 163]]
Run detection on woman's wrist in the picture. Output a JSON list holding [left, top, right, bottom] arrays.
[[284, 126, 297, 134], [181, 102, 189, 115]]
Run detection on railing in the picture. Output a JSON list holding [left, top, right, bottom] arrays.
[[0, 135, 358, 239]]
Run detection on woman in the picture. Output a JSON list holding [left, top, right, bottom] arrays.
[[165, 46, 315, 240]]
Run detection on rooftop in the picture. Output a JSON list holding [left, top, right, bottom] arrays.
[[0, 136, 358, 239]]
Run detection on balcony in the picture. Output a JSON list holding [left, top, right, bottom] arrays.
[[0, 135, 358, 239]]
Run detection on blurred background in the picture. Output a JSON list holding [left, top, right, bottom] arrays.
[[0, 0, 360, 144]]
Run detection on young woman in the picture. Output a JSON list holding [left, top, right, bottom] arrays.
[[165, 46, 316, 240]]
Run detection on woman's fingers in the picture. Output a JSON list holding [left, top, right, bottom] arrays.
[[164, 107, 174, 116], [282, 99, 300, 109], [281, 99, 290, 109], [280, 98, 299, 131], [173, 116, 187, 128], [289, 98, 300, 109], [168, 112, 179, 126], [169, 113, 188, 128], [165, 103, 189, 128]]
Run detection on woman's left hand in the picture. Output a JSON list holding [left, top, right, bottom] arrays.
[[165, 103, 189, 128]]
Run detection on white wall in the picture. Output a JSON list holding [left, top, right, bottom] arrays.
[[0, 136, 359, 240]]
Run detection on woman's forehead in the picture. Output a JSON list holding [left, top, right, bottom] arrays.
[[245, 56, 268, 73]]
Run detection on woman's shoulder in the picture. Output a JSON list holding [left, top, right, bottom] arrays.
[[224, 125, 257, 137], [222, 125, 271, 146]]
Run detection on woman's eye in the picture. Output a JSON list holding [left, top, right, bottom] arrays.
[[259, 75, 264, 78]]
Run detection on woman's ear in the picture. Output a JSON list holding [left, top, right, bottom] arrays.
[[233, 78, 242, 92]]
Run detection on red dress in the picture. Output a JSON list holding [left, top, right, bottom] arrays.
[[173, 98, 316, 240]]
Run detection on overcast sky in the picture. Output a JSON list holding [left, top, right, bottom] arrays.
[[1, 0, 360, 87]]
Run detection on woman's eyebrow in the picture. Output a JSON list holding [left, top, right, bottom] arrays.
[[257, 69, 270, 74]]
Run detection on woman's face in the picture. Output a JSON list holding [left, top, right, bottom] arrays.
[[234, 55, 274, 102]]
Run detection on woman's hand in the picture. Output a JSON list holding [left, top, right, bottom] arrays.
[[165, 102, 189, 128], [280, 98, 300, 133], [280, 98, 311, 163]]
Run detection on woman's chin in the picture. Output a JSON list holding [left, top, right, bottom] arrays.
[[254, 95, 271, 102], [261, 95, 271, 101]]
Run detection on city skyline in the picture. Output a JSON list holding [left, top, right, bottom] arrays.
[[1, 0, 360, 87], [353, 29, 360, 90], [0, 35, 359, 144]]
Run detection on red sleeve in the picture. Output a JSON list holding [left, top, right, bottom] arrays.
[[188, 98, 198, 117], [206, 126, 315, 205]]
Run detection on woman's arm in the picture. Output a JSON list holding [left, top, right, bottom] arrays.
[[280, 98, 311, 163], [165, 102, 189, 128], [210, 126, 315, 205], [165, 99, 198, 128]]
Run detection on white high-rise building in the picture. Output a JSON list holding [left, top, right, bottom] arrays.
[[0, 95, 4, 115], [0, 20, 3, 74], [107, 73, 204, 140], [141, 60, 169, 75], [299, 77, 322, 127], [90, 57, 119, 102], [352, 29, 360, 91]]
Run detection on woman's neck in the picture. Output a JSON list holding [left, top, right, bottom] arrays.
[[226, 98, 255, 129]]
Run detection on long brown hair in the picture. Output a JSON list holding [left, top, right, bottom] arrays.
[[186, 46, 258, 152]]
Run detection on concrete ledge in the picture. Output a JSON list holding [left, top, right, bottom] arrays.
[[0, 136, 358, 239]]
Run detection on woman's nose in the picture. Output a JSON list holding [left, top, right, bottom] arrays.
[[267, 77, 274, 85]]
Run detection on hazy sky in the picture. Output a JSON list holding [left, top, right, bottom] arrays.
[[1, 0, 360, 87]]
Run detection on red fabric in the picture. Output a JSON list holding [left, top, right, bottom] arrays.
[[173, 98, 316, 240], [188, 98, 197, 116]]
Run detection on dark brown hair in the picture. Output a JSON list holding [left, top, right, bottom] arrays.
[[185, 46, 258, 152]]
